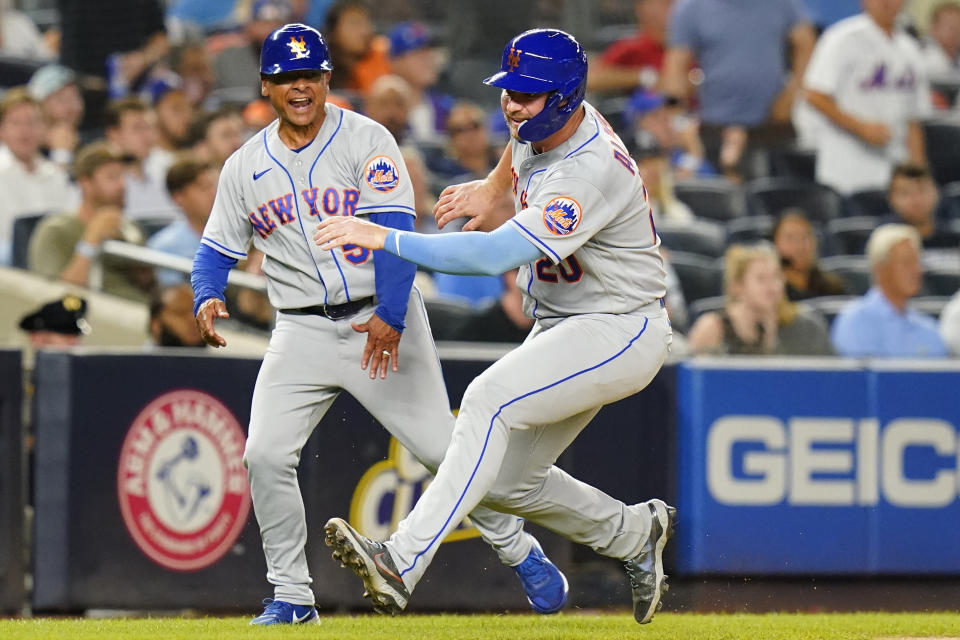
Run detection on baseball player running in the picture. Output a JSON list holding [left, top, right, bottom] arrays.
[[315, 29, 676, 624], [191, 23, 567, 626]]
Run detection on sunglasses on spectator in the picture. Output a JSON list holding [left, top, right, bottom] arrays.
[[447, 121, 483, 135]]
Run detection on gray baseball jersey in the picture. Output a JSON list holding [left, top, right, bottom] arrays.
[[202, 103, 414, 309], [205, 105, 540, 606], [508, 101, 667, 319], [383, 102, 674, 592]]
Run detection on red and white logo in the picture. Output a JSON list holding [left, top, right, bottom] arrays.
[[117, 390, 250, 572]]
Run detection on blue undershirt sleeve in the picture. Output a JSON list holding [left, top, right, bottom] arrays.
[[383, 222, 544, 276], [191, 243, 238, 316], [369, 212, 416, 332]]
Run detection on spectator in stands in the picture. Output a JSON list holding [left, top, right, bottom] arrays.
[[149, 283, 205, 347], [772, 209, 846, 300], [688, 243, 833, 355], [325, 0, 390, 94], [104, 98, 179, 221], [363, 74, 412, 144], [832, 224, 948, 357], [447, 269, 535, 342], [426, 101, 499, 185], [28, 142, 155, 303], [631, 138, 694, 223], [191, 106, 248, 169], [803, 0, 930, 194], [211, 0, 292, 102], [921, 2, 960, 89], [142, 72, 196, 188], [169, 42, 216, 108], [624, 89, 710, 179], [147, 157, 217, 286], [0, 2, 55, 60], [27, 65, 85, 171], [387, 21, 453, 145], [884, 163, 959, 249], [0, 88, 78, 267], [18, 295, 90, 349], [661, 0, 817, 179], [589, 0, 676, 94], [940, 288, 960, 355]]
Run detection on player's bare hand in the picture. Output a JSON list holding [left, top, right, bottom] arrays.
[[352, 313, 400, 379], [314, 216, 388, 251], [195, 297, 229, 348], [434, 179, 498, 231], [856, 121, 892, 147]]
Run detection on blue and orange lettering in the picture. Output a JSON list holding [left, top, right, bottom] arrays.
[[536, 256, 582, 283], [322, 187, 340, 215], [342, 189, 360, 216], [511, 167, 519, 196], [301, 187, 320, 216], [249, 207, 277, 239], [520, 189, 528, 210], [342, 244, 370, 265], [268, 193, 295, 224]]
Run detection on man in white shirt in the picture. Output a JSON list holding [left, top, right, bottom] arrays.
[[0, 87, 78, 266], [803, 0, 930, 194], [921, 2, 960, 88]]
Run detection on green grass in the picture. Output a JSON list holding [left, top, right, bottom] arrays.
[[2, 612, 959, 640]]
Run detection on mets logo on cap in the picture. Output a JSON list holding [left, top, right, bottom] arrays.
[[288, 36, 310, 59], [117, 389, 250, 572], [365, 155, 400, 192], [542, 196, 582, 235]]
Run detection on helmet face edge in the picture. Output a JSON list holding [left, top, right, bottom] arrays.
[[485, 28, 587, 142]]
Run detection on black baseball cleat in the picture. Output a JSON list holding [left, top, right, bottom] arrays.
[[623, 499, 676, 624], [324, 517, 410, 615]]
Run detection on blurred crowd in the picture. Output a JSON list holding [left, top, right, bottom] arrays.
[[0, 0, 959, 357]]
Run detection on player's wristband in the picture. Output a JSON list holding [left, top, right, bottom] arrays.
[[74, 240, 100, 259]]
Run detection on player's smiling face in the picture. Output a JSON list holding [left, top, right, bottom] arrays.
[[500, 89, 547, 140], [261, 70, 330, 128]]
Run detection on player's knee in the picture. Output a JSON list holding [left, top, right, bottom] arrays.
[[243, 440, 294, 474], [483, 480, 542, 511]]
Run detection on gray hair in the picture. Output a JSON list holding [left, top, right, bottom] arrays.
[[866, 224, 921, 268]]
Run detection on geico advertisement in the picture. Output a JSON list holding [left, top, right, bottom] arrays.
[[676, 362, 960, 575]]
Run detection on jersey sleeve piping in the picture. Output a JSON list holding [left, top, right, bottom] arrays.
[[509, 218, 561, 263], [201, 236, 248, 259]]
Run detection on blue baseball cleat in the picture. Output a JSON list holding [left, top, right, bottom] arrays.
[[249, 598, 320, 626], [514, 539, 569, 614]]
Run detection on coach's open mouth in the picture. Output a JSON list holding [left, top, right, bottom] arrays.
[[289, 97, 312, 111]]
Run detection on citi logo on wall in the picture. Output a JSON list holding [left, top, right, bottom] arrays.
[[116, 390, 250, 571]]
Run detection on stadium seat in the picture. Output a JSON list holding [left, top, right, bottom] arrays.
[[767, 146, 816, 181], [136, 218, 173, 240], [802, 295, 855, 328], [668, 251, 724, 303], [656, 219, 726, 257], [924, 269, 960, 296], [725, 215, 774, 246], [824, 216, 879, 256], [11, 213, 46, 269], [937, 183, 960, 221], [820, 255, 872, 295], [688, 295, 725, 322], [846, 189, 889, 218], [673, 178, 746, 221], [424, 298, 475, 341], [923, 119, 960, 185], [745, 177, 847, 222]]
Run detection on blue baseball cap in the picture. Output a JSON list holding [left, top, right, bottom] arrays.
[[389, 21, 432, 57], [624, 89, 666, 125], [142, 71, 185, 105]]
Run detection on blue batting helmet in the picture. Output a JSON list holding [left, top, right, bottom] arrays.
[[260, 23, 333, 76], [483, 29, 587, 142]]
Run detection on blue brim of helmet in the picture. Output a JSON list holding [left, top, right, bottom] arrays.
[[483, 71, 555, 94]]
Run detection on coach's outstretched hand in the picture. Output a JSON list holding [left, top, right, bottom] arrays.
[[314, 216, 388, 251], [354, 313, 401, 379], [195, 298, 230, 348]]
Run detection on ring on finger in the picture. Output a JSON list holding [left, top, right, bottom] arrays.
[[382, 350, 391, 357]]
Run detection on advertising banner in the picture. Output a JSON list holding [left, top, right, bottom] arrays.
[[675, 358, 960, 575]]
